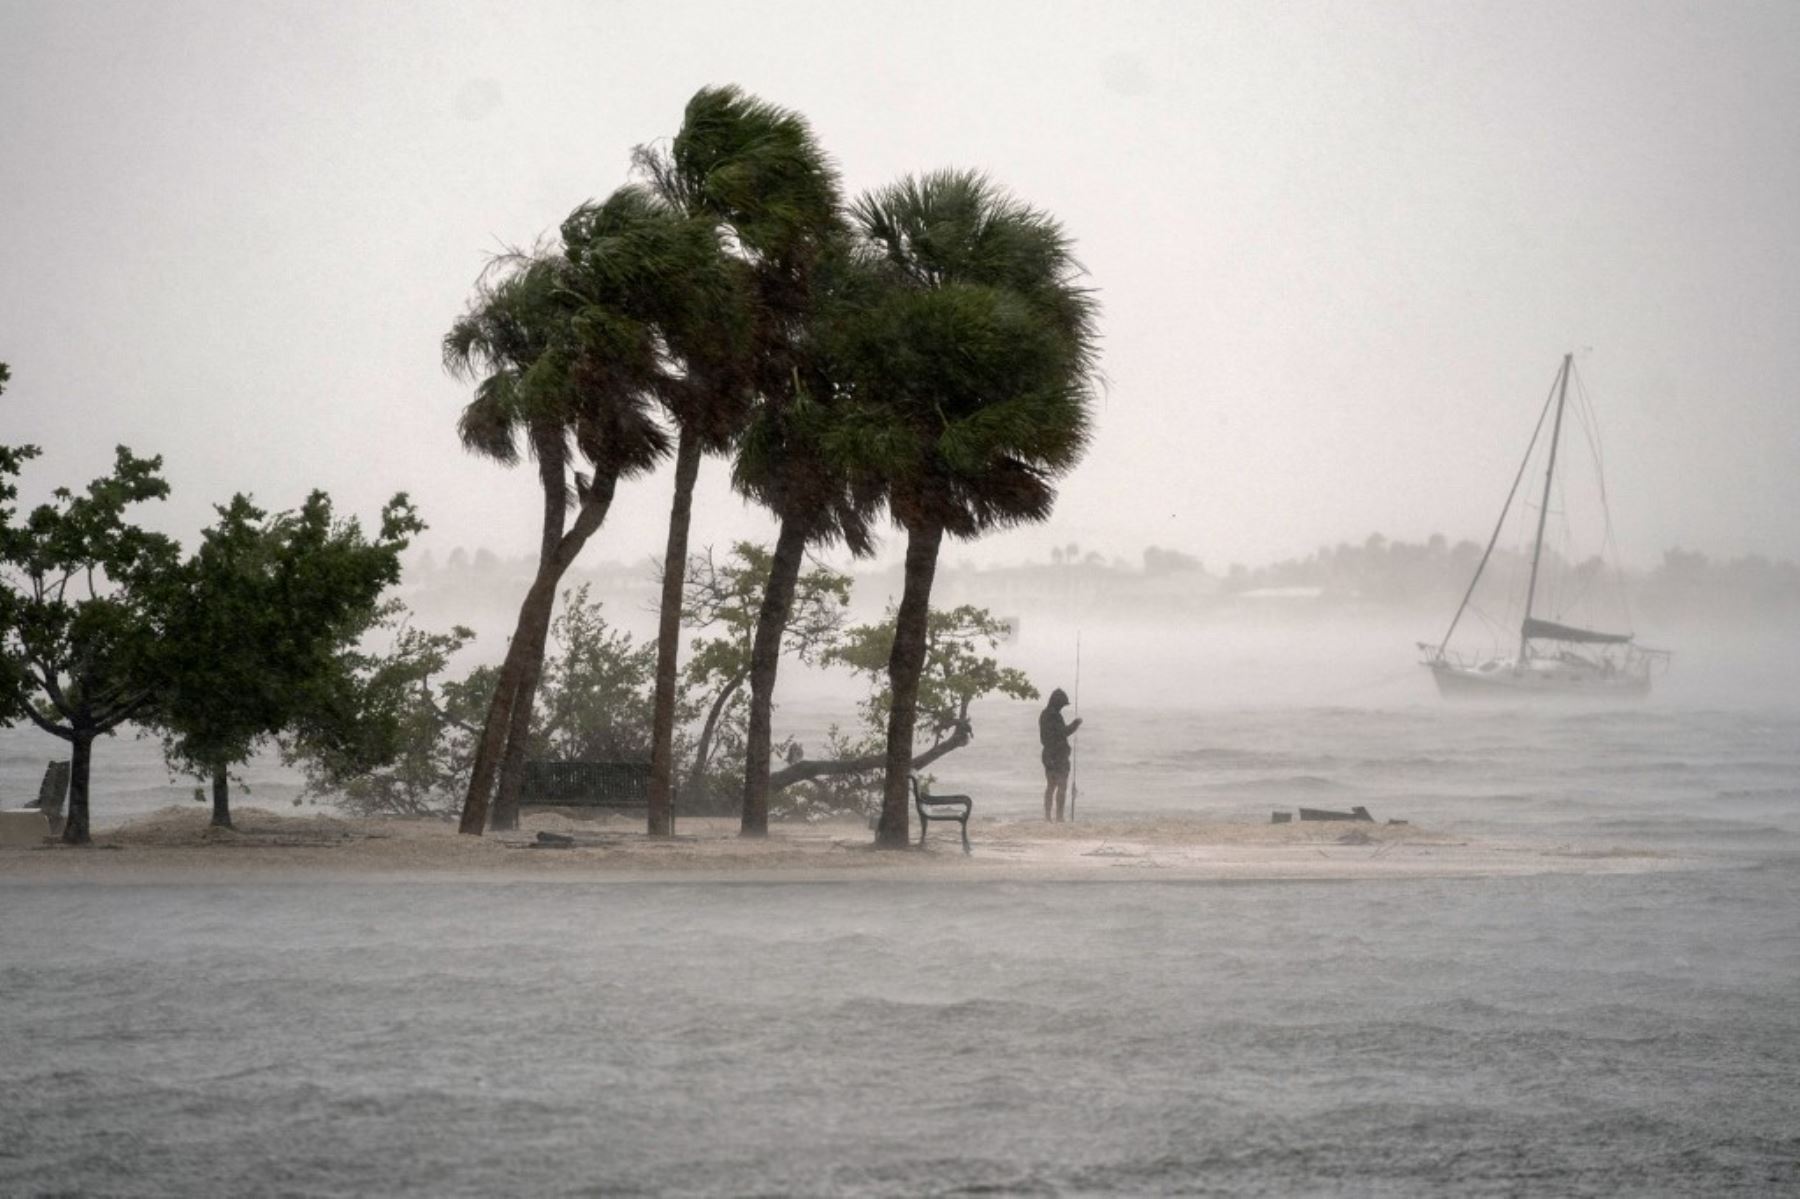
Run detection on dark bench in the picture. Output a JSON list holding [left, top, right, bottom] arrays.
[[520, 760, 651, 812], [909, 774, 972, 854]]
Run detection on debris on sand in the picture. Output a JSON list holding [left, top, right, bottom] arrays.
[[1299, 805, 1375, 822]]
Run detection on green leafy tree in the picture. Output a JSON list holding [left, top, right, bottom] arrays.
[[767, 604, 1037, 806], [286, 624, 482, 818], [0, 443, 179, 843], [296, 588, 658, 818], [531, 583, 663, 762], [149, 491, 423, 828], [838, 171, 1100, 847], [674, 545, 1032, 818], [677, 542, 852, 809]]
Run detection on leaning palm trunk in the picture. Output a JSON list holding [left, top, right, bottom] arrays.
[[739, 516, 810, 837], [458, 476, 618, 834], [482, 434, 570, 833], [647, 430, 703, 836], [876, 521, 945, 849], [488, 630, 549, 831]]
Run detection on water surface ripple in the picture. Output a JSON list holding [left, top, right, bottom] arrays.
[[4, 868, 1798, 1196]]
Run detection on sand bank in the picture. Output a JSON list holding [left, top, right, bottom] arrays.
[[0, 805, 1688, 884]]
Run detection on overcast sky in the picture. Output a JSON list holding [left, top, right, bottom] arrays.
[[3, 0, 1796, 574]]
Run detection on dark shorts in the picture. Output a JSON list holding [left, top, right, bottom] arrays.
[[1042, 753, 1070, 782]]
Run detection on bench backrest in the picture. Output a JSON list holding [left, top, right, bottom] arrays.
[[37, 761, 69, 815], [521, 760, 651, 806], [909, 774, 961, 805]]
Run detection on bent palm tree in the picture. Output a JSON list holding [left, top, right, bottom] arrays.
[[649, 85, 881, 837], [444, 254, 573, 834], [840, 170, 1100, 848], [626, 123, 760, 837], [446, 193, 675, 833]]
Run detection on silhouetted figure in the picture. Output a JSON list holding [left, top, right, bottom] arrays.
[[1039, 688, 1082, 821]]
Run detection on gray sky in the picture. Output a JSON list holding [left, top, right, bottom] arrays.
[[3, 0, 1797, 573]]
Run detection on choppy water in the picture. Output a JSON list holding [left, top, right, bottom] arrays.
[[3, 698, 1799, 1195]]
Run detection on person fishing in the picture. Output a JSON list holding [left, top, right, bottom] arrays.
[[1039, 688, 1082, 822]]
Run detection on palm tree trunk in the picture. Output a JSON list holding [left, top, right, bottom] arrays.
[[61, 731, 94, 846], [876, 521, 944, 849], [458, 644, 525, 834], [739, 517, 809, 837], [210, 762, 231, 829], [648, 430, 703, 836], [488, 632, 548, 832], [458, 475, 617, 835], [460, 570, 571, 835], [487, 429, 574, 833]]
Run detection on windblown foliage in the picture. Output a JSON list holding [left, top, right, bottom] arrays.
[[150, 490, 423, 827], [0, 441, 177, 842]]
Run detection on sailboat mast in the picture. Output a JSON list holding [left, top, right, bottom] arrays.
[[1520, 352, 1573, 663], [1436, 368, 1561, 656]]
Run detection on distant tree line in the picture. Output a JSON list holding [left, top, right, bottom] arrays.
[[1214, 533, 1800, 617], [887, 535, 1800, 620]]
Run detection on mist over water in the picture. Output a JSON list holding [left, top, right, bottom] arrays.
[[4, 608, 1797, 833]]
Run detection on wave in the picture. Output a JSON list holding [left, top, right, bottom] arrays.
[[1715, 786, 1800, 801], [1196, 774, 1350, 794]]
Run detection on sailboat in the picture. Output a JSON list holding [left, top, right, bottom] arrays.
[[1419, 352, 1670, 699]]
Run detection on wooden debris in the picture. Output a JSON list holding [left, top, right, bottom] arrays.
[[1299, 805, 1374, 822]]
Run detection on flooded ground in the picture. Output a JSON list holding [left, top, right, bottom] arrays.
[[3, 865, 1796, 1195]]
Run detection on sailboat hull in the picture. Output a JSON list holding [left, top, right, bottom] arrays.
[[1426, 658, 1652, 701]]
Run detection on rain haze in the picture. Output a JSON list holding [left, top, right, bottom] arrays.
[[3, 3, 1799, 1196], [4, 1, 1799, 570]]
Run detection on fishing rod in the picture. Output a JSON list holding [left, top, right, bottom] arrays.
[[1071, 630, 1081, 822]]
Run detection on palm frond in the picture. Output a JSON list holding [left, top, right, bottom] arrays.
[[839, 168, 1102, 537], [456, 378, 523, 465]]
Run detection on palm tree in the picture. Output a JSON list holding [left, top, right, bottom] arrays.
[[445, 191, 675, 833], [840, 170, 1100, 849], [645, 85, 881, 837], [626, 111, 764, 838], [444, 253, 573, 835]]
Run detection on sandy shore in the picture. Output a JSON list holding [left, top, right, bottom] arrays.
[[0, 805, 1688, 884]]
